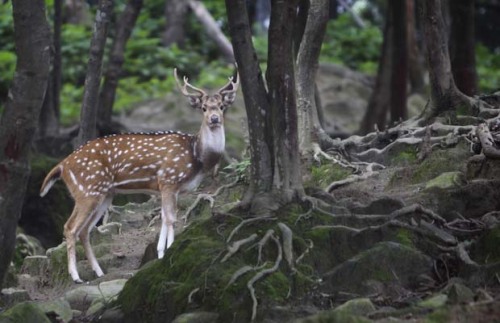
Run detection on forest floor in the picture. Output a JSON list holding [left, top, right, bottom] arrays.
[[3, 63, 500, 322]]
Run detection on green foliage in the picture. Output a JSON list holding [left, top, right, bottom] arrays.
[[476, 43, 500, 93], [223, 158, 250, 182], [320, 14, 383, 74]]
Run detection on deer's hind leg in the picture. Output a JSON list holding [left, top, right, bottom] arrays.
[[78, 195, 113, 278], [64, 197, 102, 283]]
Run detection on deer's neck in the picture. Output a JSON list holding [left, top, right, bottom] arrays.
[[195, 124, 225, 171]]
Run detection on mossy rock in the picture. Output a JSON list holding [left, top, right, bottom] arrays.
[[470, 226, 500, 264], [20, 155, 73, 248], [322, 242, 433, 296], [389, 140, 471, 188], [424, 172, 466, 190], [117, 213, 313, 322], [0, 302, 51, 323]]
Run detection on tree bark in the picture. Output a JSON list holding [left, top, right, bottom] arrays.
[[98, 0, 142, 131], [226, 0, 273, 205], [360, 2, 393, 134], [76, 0, 113, 147], [162, 0, 188, 47], [390, 0, 408, 123], [449, 0, 478, 96], [296, 0, 329, 155], [267, 0, 303, 200], [407, 0, 425, 94], [0, 0, 51, 289], [421, 0, 471, 119], [188, 0, 234, 63]]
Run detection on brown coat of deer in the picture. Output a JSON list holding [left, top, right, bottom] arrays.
[[40, 68, 239, 283]]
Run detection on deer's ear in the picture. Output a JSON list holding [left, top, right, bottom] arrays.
[[186, 95, 203, 110], [220, 90, 236, 108]]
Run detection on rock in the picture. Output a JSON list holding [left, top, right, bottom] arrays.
[[466, 154, 500, 180], [92, 222, 122, 245], [295, 308, 371, 323], [21, 255, 49, 277], [351, 197, 405, 215], [0, 302, 51, 323], [99, 307, 125, 323], [0, 288, 31, 308], [36, 298, 73, 323], [322, 242, 433, 296], [333, 298, 376, 317], [425, 171, 466, 190], [474, 288, 494, 302], [172, 312, 219, 323], [64, 279, 127, 312], [418, 294, 448, 308], [444, 282, 474, 304]]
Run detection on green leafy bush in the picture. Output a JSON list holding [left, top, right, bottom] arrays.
[[476, 43, 500, 93], [320, 13, 382, 74]]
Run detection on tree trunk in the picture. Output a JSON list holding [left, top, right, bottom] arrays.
[[421, 0, 470, 119], [449, 0, 478, 96], [0, 0, 51, 289], [390, 0, 408, 124], [53, 0, 62, 122], [360, 2, 393, 134], [267, 0, 303, 201], [76, 0, 113, 147], [407, 0, 425, 94], [226, 0, 273, 206], [188, 0, 234, 63], [296, 0, 329, 155], [98, 0, 142, 132], [162, 0, 188, 47], [39, 76, 59, 137]]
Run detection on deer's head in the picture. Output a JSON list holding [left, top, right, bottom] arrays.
[[174, 68, 239, 129]]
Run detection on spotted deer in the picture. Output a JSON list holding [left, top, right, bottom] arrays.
[[40, 68, 239, 283]]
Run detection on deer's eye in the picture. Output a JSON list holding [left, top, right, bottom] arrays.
[[202, 107, 207, 112]]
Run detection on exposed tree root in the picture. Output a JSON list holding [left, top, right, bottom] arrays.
[[277, 223, 295, 271], [327, 162, 384, 192], [226, 217, 276, 243], [248, 235, 282, 322], [221, 233, 258, 263], [182, 177, 240, 222], [255, 229, 275, 266]]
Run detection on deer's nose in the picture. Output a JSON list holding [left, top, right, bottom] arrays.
[[210, 115, 220, 124]]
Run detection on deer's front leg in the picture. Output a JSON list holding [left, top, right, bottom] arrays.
[[157, 189, 177, 259]]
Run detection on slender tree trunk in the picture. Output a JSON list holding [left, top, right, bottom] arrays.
[[98, 0, 142, 132], [407, 0, 425, 94], [449, 0, 478, 96], [390, 0, 408, 123], [54, 0, 62, 122], [267, 0, 303, 200], [162, 0, 188, 47], [76, 0, 113, 147], [296, 0, 329, 155], [188, 0, 234, 63], [226, 0, 273, 206], [360, 2, 393, 134], [421, 0, 470, 119], [39, 76, 59, 137], [0, 0, 51, 289]]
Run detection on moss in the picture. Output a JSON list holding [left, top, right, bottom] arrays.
[[424, 172, 465, 190], [391, 146, 418, 166], [396, 229, 414, 247], [471, 227, 500, 264], [0, 302, 51, 323], [117, 212, 317, 322], [307, 163, 351, 189], [424, 308, 452, 323]]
